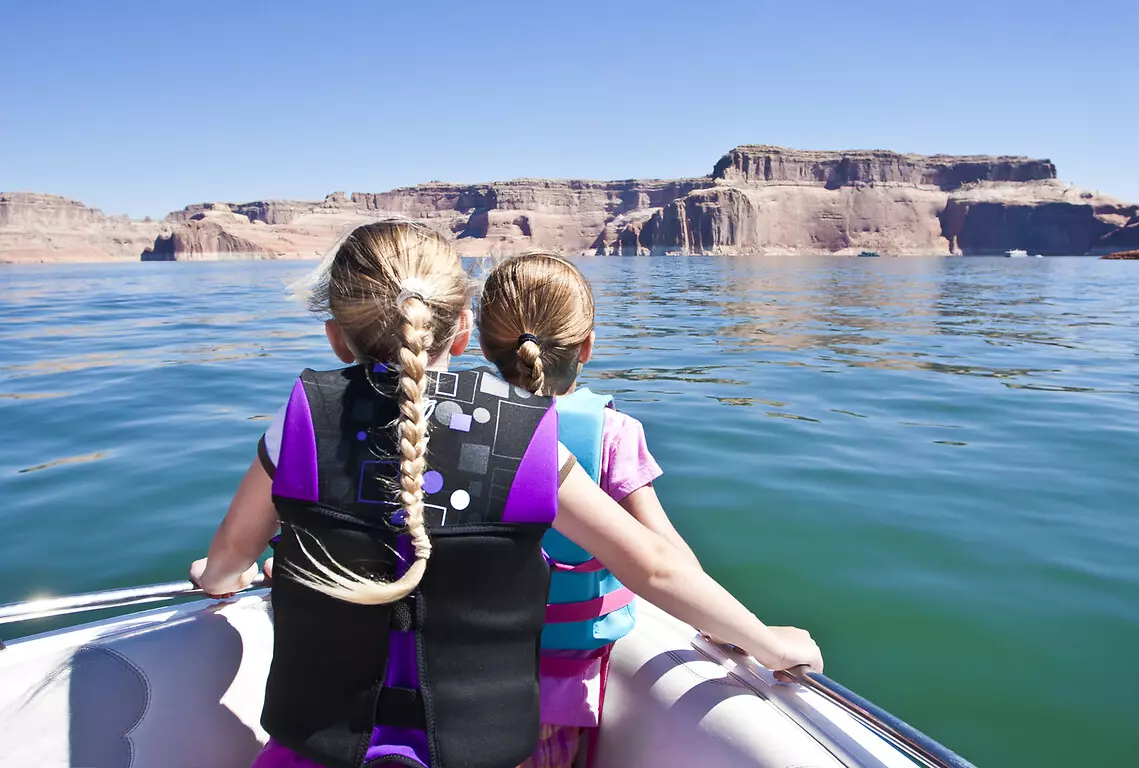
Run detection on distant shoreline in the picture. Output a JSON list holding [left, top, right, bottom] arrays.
[[2, 145, 1136, 263]]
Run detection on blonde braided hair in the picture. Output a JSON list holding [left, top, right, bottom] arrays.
[[282, 219, 470, 604], [394, 291, 434, 572]]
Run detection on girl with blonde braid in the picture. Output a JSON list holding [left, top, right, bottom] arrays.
[[191, 222, 822, 768]]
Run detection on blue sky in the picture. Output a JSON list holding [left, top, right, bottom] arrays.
[[1, 0, 1136, 219]]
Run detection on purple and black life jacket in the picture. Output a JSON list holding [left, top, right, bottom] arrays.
[[263, 364, 560, 768]]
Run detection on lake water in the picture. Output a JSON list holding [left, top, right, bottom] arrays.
[[0, 257, 1136, 767]]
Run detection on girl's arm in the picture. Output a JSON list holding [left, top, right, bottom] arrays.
[[620, 484, 701, 568], [622, 484, 732, 644], [189, 458, 279, 597], [555, 463, 822, 672]]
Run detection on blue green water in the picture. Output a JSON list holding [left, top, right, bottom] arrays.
[[1, 257, 1136, 766]]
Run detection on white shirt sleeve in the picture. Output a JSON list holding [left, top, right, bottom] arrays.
[[259, 403, 288, 470]]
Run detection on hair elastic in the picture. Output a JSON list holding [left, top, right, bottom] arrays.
[[396, 276, 435, 307], [396, 288, 427, 306], [517, 333, 539, 348]]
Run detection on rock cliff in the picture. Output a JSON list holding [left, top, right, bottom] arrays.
[[0, 192, 165, 263], [634, 147, 1130, 256], [141, 214, 276, 261], [712, 145, 1056, 190], [2, 145, 1135, 262]]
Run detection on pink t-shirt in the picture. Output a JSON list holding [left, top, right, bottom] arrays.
[[539, 407, 663, 728]]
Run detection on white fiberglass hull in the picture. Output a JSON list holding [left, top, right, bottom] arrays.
[[0, 593, 942, 768]]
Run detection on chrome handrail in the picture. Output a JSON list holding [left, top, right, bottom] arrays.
[[692, 637, 976, 768], [0, 576, 268, 627], [782, 668, 977, 768]]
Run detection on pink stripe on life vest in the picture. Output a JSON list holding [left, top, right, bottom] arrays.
[[539, 655, 597, 678], [545, 586, 634, 624], [549, 557, 605, 573], [540, 646, 608, 677]]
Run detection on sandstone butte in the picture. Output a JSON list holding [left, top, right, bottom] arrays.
[[2, 145, 1137, 263]]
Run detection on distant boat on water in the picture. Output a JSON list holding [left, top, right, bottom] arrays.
[[1005, 249, 1028, 258], [858, 250, 880, 258]]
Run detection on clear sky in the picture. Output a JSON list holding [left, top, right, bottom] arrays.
[[2, 0, 1136, 219]]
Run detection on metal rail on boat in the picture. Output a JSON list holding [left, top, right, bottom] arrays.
[[692, 635, 975, 768], [783, 668, 976, 768], [0, 576, 268, 631]]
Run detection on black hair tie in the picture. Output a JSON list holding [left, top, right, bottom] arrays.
[[517, 333, 539, 348]]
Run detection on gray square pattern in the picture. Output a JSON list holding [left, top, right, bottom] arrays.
[[478, 373, 511, 399], [458, 442, 491, 475], [492, 400, 548, 460], [433, 371, 459, 398]]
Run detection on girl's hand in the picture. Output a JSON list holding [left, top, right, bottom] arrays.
[[189, 557, 258, 599], [763, 626, 823, 674]]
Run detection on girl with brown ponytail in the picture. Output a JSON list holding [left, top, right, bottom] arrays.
[[190, 226, 822, 768], [479, 253, 710, 768]]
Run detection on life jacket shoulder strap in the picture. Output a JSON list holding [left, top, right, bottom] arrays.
[[553, 388, 613, 483]]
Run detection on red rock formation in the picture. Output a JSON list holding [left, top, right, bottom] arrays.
[[0, 192, 164, 263], [1097, 214, 1139, 252], [167, 194, 354, 226], [2, 145, 1136, 262], [1102, 250, 1139, 259], [940, 184, 1139, 255], [141, 219, 276, 261], [636, 148, 1127, 256], [712, 146, 1056, 190]]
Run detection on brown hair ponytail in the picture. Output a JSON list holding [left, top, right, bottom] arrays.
[[478, 252, 594, 396], [515, 337, 546, 395]]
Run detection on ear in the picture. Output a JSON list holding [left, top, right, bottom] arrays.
[[450, 308, 474, 357], [578, 331, 595, 365], [325, 320, 357, 364]]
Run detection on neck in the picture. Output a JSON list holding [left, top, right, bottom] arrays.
[[426, 351, 451, 372], [353, 352, 452, 372]]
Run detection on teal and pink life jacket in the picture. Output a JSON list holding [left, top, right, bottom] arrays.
[[541, 388, 636, 654]]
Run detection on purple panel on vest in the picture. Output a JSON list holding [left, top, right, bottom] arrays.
[[382, 536, 419, 688], [384, 630, 419, 689], [272, 378, 319, 503], [365, 729, 430, 767], [251, 739, 322, 768], [501, 404, 558, 524], [367, 525, 429, 765]]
